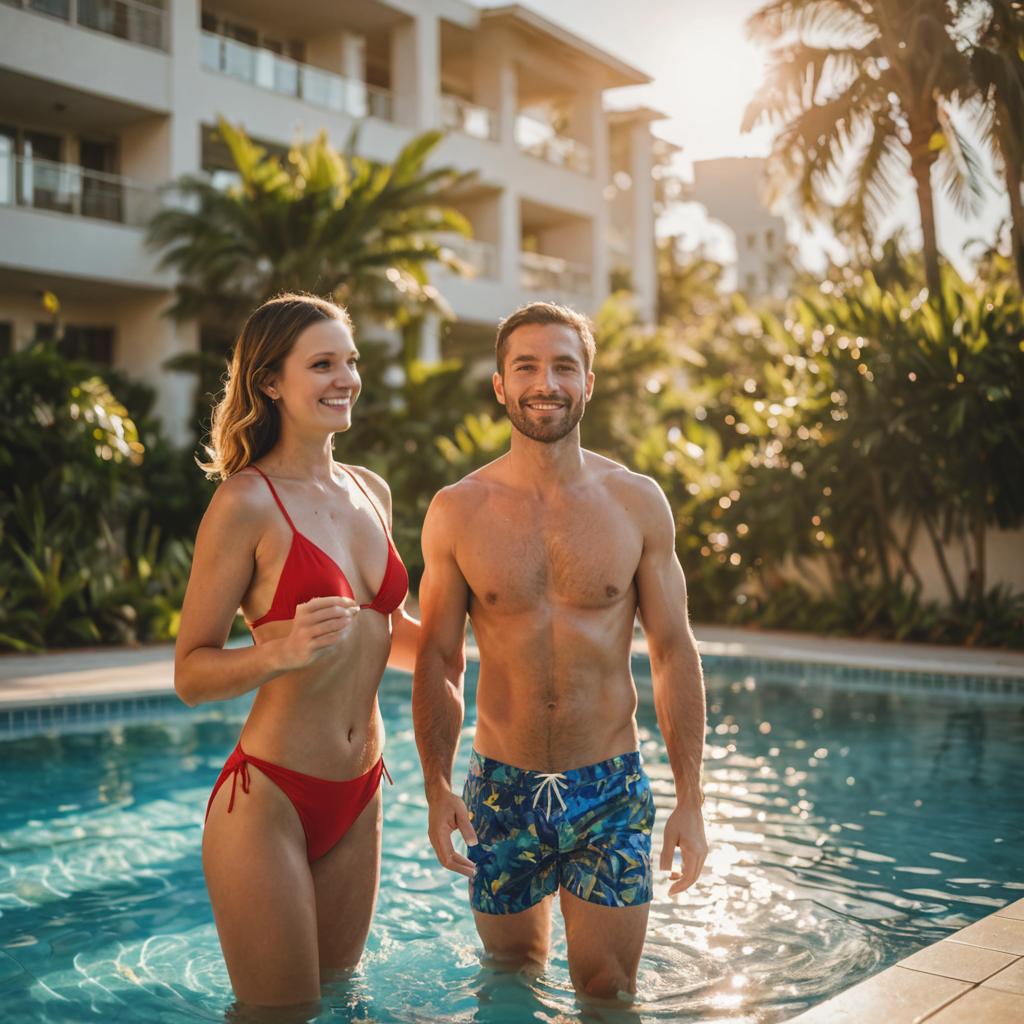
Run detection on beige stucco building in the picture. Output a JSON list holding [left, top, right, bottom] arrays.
[[691, 155, 792, 299], [0, 0, 662, 443]]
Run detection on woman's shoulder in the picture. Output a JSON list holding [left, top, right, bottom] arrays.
[[338, 462, 391, 507], [204, 465, 278, 529]]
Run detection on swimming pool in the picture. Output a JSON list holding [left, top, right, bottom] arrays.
[[1, 655, 1022, 1023]]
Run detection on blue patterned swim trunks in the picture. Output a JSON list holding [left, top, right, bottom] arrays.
[[462, 749, 655, 915]]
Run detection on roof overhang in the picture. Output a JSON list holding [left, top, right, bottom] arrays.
[[480, 5, 651, 88]]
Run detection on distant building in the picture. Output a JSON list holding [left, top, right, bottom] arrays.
[[690, 156, 791, 299], [0, 0, 661, 443]]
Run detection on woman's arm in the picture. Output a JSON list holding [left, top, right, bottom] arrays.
[[174, 474, 356, 706]]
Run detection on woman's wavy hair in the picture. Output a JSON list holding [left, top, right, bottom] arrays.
[[198, 292, 353, 480]]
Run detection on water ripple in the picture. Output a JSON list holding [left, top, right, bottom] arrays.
[[0, 672, 1021, 1022]]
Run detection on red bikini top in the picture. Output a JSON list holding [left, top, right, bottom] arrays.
[[244, 464, 408, 631]]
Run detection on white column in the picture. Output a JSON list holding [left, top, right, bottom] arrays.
[[118, 296, 200, 447], [498, 188, 521, 295], [589, 87, 610, 307], [341, 33, 366, 81], [473, 29, 517, 146], [418, 313, 441, 364], [629, 120, 657, 323], [390, 13, 439, 130], [167, 0, 202, 178], [148, 0, 201, 446]]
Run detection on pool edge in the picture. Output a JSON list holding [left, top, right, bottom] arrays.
[[782, 897, 1024, 1022]]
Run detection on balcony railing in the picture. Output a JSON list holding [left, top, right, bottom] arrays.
[[3, 0, 168, 51], [520, 251, 592, 296], [200, 32, 393, 122], [437, 234, 498, 280], [0, 155, 159, 226], [440, 95, 498, 142], [514, 114, 592, 175]]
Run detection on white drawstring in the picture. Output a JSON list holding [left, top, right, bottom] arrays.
[[531, 772, 569, 816]]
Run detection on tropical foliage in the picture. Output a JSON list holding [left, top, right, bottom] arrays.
[[3, 250, 1022, 650], [966, 0, 1024, 290], [646, 246, 1024, 645], [0, 333, 205, 651], [743, 0, 1000, 294], [148, 119, 474, 328]]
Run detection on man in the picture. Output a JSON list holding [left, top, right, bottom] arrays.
[[412, 302, 707, 1001]]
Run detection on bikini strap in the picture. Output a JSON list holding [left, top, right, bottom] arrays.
[[340, 465, 391, 539], [247, 465, 298, 534]]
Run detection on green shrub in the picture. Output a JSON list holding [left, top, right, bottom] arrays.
[[0, 342, 204, 651]]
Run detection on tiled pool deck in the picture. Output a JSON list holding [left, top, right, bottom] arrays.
[[2, 626, 1023, 1023]]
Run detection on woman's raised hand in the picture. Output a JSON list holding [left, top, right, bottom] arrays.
[[277, 596, 359, 670]]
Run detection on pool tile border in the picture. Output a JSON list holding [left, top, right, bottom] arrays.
[[784, 899, 1024, 1023], [0, 637, 1021, 739], [700, 654, 1024, 701], [0, 692, 186, 740]]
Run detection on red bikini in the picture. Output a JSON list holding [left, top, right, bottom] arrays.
[[207, 743, 394, 861], [205, 464, 409, 862], [244, 463, 408, 628]]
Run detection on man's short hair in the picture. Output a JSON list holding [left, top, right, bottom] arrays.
[[495, 302, 596, 375]]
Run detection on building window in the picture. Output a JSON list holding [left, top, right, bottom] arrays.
[[36, 322, 115, 364], [746, 232, 757, 250], [29, 0, 71, 21], [0, 322, 12, 356], [80, 139, 123, 222], [61, 326, 115, 364], [745, 273, 758, 293], [201, 10, 305, 61], [765, 228, 775, 251]]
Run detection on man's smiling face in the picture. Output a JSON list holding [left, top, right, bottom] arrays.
[[493, 323, 595, 443]]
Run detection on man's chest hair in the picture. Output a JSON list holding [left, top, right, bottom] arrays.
[[458, 499, 643, 612]]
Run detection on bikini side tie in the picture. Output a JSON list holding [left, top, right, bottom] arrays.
[[226, 759, 251, 813]]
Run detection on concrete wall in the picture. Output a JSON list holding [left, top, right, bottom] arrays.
[[769, 526, 1024, 605]]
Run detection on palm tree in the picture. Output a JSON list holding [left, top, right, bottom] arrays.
[[965, 0, 1024, 291], [743, 0, 988, 296], [148, 119, 474, 327]]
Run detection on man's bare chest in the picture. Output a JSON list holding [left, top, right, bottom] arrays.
[[456, 497, 643, 612]]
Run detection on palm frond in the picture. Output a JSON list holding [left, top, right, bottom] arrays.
[[933, 102, 992, 217], [747, 0, 876, 45], [840, 111, 907, 239], [147, 119, 475, 323]]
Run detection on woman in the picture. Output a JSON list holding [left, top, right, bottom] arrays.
[[174, 293, 418, 1010]]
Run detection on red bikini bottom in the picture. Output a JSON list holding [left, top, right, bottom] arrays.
[[205, 742, 393, 862]]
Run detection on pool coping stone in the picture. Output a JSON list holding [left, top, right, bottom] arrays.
[[784, 899, 1024, 1022]]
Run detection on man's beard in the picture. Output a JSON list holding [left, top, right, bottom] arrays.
[[506, 393, 585, 443]]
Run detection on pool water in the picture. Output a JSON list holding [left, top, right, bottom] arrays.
[[1, 658, 1022, 1023]]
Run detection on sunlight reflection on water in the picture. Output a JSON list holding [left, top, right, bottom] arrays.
[[1, 663, 1022, 1022]]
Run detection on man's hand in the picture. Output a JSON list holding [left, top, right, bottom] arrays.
[[660, 804, 708, 895], [427, 790, 478, 878]]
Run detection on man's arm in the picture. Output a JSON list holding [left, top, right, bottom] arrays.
[[633, 477, 708, 895], [412, 487, 477, 876], [387, 602, 419, 673]]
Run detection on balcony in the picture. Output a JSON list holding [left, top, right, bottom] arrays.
[[0, 155, 159, 226], [438, 234, 498, 280], [440, 95, 498, 142], [514, 114, 592, 175], [200, 32, 393, 122], [520, 251, 592, 296], [2, 0, 167, 51]]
